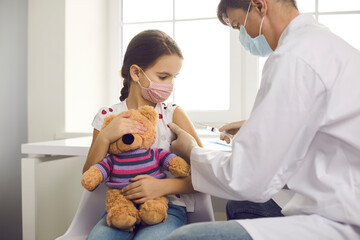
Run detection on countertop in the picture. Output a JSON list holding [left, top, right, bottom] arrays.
[[21, 135, 231, 156], [21, 136, 92, 156]]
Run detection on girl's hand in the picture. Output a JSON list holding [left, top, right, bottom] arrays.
[[99, 113, 147, 144], [219, 120, 246, 144], [121, 175, 166, 204]]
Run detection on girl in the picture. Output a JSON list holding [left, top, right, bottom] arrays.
[[84, 29, 203, 240]]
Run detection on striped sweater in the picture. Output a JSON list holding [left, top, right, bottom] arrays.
[[95, 148, 177, 189]]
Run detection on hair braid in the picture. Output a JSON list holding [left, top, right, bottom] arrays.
[[119, 77, 130, 102]]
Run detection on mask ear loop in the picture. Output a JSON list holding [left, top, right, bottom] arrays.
[[259, 17, 265, 35], [140, 68, 151, 82], [244, 2, 251, 27], [138, 68, 151, 88]]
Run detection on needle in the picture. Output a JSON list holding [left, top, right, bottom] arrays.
[[196, 122, 233, 140]]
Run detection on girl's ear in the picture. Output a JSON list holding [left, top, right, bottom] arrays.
[[129, 65, 141, 82]]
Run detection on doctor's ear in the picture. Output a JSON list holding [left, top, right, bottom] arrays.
[[251, 0, 268, 15], [129, 65, 141, 82]]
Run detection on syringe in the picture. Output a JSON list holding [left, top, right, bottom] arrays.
[[197, 123, 233, 140]]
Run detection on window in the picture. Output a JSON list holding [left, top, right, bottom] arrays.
[[259, 0, 360, 84], [119, 0, 243, 124], [299, 0, 360, 50], [64, 0, 360, 135]]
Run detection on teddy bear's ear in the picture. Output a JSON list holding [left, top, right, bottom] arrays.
[[138, 106, 158, 125]]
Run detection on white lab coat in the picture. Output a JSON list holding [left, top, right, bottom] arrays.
[[190, 14, 360, 239]]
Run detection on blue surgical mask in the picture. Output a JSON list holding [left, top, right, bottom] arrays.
[[238, 3, 273, 57]]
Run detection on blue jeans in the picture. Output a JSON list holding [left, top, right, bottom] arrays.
[[164, 221, 252, 240], [164, 199, 282, 240], [87, 204, 187, 240], [226, 199, 283, 220]]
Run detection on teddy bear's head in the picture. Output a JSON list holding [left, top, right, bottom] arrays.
[[101, 106, 158, 154]]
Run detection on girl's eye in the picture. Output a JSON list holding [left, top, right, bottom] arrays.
[[159, 76, 167, 80]]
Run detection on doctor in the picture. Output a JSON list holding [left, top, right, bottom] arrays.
[[165, 0, 360, 239]]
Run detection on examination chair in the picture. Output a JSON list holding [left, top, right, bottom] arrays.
[[55, 183, 215, 240]]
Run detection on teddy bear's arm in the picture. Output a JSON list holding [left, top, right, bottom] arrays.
[[81, 156, 114, 191], [168, 156, 191, 177], [81, 166, 104, 191], [155, 148, 190, 177]]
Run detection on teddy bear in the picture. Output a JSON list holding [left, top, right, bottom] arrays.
[[81, 105, 191, 231]]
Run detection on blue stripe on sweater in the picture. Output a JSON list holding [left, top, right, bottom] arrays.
[[161, 152, 172, 165], [98, 162, 110, 176], [115, 149, 151, 159], [110, 166, 160, 179]]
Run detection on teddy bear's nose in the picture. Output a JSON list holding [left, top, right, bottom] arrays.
[[122, 134, 135, 145]]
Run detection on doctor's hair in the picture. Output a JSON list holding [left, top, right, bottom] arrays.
[[217, 0, 298, 26], [119, 29, 183, 101]]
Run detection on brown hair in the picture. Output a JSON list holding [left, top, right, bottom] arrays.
[[217, 0, 298, 25], [119, 29, 183, 101]]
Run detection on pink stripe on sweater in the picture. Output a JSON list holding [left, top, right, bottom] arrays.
[[112, 152, 152, 162], [159, 151, 167, 159], [102, 158, 112, 172], [154, 149, 160, 164]]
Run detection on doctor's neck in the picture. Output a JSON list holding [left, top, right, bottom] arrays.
[[263, 0, 300, 50]]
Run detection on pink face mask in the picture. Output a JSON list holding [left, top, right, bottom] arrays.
[[138, 68, 174, 103]]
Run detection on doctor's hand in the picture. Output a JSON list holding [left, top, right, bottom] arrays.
[[219, 120, 246, 144], [168, 123, 198, 163]]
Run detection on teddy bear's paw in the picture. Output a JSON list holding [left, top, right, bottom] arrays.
[[168, 157, 191, 177], [139, 198, 169, 225], [81, 166, 103, 191], [107, 206, 140, 231]]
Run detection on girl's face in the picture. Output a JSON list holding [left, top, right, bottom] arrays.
[[139, 54, 183, 88]]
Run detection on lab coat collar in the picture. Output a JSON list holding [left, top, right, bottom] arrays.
[[278, 14, 316, 47]]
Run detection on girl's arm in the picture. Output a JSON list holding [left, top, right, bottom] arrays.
[[173, 106, 203, 147], [82, 129, 109, 173], [167, 106, 203, 193], [122, 175, 194, 204], [122, 107, 202, 203], [82, 113, 147, 173]]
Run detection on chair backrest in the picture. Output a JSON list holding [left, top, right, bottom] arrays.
[[56, 184, 214, 240], [55, 184, 107, 240], [187, 192, 215, 223]]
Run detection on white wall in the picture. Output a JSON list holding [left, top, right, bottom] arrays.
[[0, 0, 28, 239], [26, 0, 111, 238], [28, 0, 110, 141], [28, 0, 66, 142], [65, 0, 109, 133]]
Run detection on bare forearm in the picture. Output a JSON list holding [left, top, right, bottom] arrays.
[[82, 133, 110, 173], [162, 176, 196, 195]]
